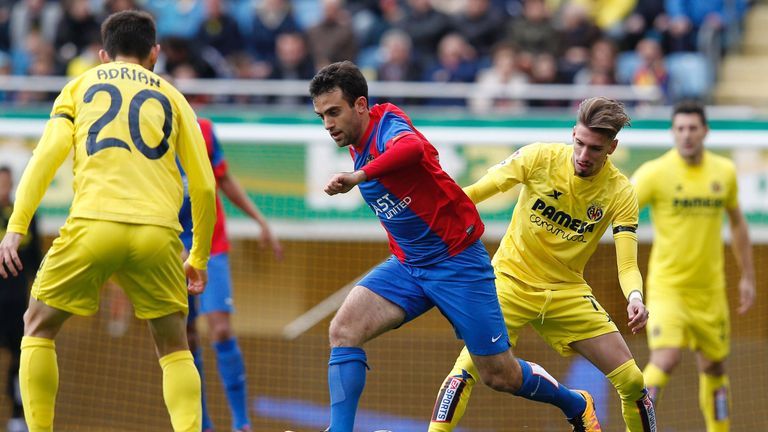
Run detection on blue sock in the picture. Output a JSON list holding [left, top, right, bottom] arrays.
[[328, 347, 369, 431], [192, 348, 214, 430], [514, 358, 586, 419], [214, 338, 250, 430]]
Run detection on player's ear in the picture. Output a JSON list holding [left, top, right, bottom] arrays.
[[608, 138, 618, 155], [355, 96, 368, 114], [98, 49, 112, 64]]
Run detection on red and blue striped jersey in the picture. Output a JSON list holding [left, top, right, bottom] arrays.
[[353, 103, 483, 266], [179, 118, 229, 255]]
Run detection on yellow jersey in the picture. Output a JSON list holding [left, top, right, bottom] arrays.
[[8, 61, 216, 269], [633, 149, 737, 292], [488, 143, 638, 290]]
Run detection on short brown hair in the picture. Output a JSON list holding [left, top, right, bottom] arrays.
[[672, 100, 707, 126], [576, 97, 631, 140]]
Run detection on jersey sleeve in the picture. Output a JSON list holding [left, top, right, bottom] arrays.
[[486, 143, 543, 192], [361, 133, 423, 179], [630, 162, 654, 209], [207, 122, 228, 179], [724, 161, 739, 210], [175, 101, 217, 270], [611, 183, 639, 239], [7, 88, 77, 235]]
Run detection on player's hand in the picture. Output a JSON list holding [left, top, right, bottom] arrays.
[[0, 232, 23, 278], [184, 260, 208, 295], [259, 225, 284, 260], [737, 276, 756, 314], [626, 298, 649, 334], [324, 170, 367, 195]]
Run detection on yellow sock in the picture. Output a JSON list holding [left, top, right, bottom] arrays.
[[20, 336, 58, 432], [699, 373, 729, 432], [428, 347, 477, 432], [643, 363, 670, 405], [607, 359, 656, 432], [159, 351, 201, 432]]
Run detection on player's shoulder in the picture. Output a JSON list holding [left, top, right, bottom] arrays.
[[704, 150, 736, 172], [634, 150, 674, 179]]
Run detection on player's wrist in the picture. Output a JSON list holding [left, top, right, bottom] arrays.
[[628, 290, 643, 303]]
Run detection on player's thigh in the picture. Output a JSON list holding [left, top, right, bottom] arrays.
[[197, 253, 233, 315], [646, 291, 688, 351], [530, 286, 619, 356], [114, 224, 187, 320], [495, 271, 550, 349], [31, 218, 125, 316], [422, 241, 509, 356], [355, 256, 430, 326], [688, 290, 730, 361]]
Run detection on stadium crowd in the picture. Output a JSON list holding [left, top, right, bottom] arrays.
[[0, 0, 750, 107]]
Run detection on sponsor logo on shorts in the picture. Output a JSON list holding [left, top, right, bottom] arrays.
[[431, 376, 465, 423]]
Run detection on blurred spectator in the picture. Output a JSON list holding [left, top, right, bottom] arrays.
[[632, 37, 669, 100], [528, 52, 567, 107], [557, 2, 601, 81], [571, 0, 636, 37], [375, 29, 423, 105], [269, 31, 315, 106], [307, 0, 358, 69], [194, 0, 245, 58], [269, 31, 315, 80], [470, 41, 528, 113], [452, 0, 506, 59], [399, 0, 452, 66], [16, 38, 56, 103], [250, 0, 302, 64], [157, 36, 218, 79], [350, 0, 406, 50], [665, 0, 747, 52], [0, 4, 11, 53], [573, 37, 618, 85], [10, 0, 61, 52], [65, 30, 100, 77], [144, 0, 205, 39], [424, 33, 478, 106], [0, 51, 11, 102], [505, 0, 558, 74], [99, 0, 143, 18], [54, 0, 100, 68], [619, 0, 667, 51], [377, 29, 422, 81]]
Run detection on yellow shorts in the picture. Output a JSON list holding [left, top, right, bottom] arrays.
[[497, 271, 619, 356], [32, 218, 187, 319], [646, 286, 729, 361]]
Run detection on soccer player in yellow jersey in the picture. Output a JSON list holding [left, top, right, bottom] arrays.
[[0, 11, 217, 432], [429, 97, 657, 432], [632, 101, 755, 432]]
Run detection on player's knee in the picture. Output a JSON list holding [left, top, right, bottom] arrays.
[[609, 362, 645, 401], [208, 323, 232, 342], [328, 319, 362, 347]]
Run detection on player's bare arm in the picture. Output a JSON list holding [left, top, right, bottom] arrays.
[[727, 205, 756, 314], [219, 171, 284, 259], [0, 231, 23, 278]]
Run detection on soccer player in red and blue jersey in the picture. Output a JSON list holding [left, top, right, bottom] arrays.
[[309, 61, 602, 432], [179, 118, 283, 432]]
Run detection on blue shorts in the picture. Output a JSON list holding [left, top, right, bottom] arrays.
[[358, 240, 510, 356], [187, 253, 233, 322]]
